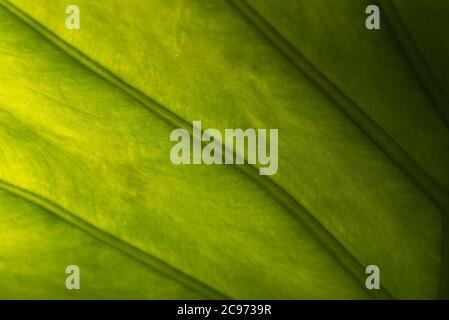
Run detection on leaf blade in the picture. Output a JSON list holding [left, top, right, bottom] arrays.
[[0, 0, 447, 299]]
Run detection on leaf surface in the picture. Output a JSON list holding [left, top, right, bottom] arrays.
[[0, 0, 448, 299]]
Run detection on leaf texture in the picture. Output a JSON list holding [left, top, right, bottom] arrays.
[[0, 0, 448, 299]]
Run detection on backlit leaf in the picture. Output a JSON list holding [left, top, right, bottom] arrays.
[[0, 0, 448, 299]]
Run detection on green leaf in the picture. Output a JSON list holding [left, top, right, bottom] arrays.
[[0, 0, 448, 299]]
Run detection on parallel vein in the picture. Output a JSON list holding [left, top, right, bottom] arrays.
[[0, 178, 229, 299]]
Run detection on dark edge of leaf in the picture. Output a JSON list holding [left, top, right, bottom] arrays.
[[377, 0, 449, 129], [0, 179, 230, 300], [377, 0, 449, 300], [0, 0, 391, 299], [227, 0, 449, 299]]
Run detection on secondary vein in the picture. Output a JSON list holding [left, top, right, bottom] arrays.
[[0, 178, 229, 299]]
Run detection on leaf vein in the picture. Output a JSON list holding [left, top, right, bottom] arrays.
[[0, 178, 230, 299]]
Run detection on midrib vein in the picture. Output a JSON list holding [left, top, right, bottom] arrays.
[[377, 0, 449, 128], [0, 179, 229, 299], [228, 0, 449, 299], [0, 0, 393, 299]]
